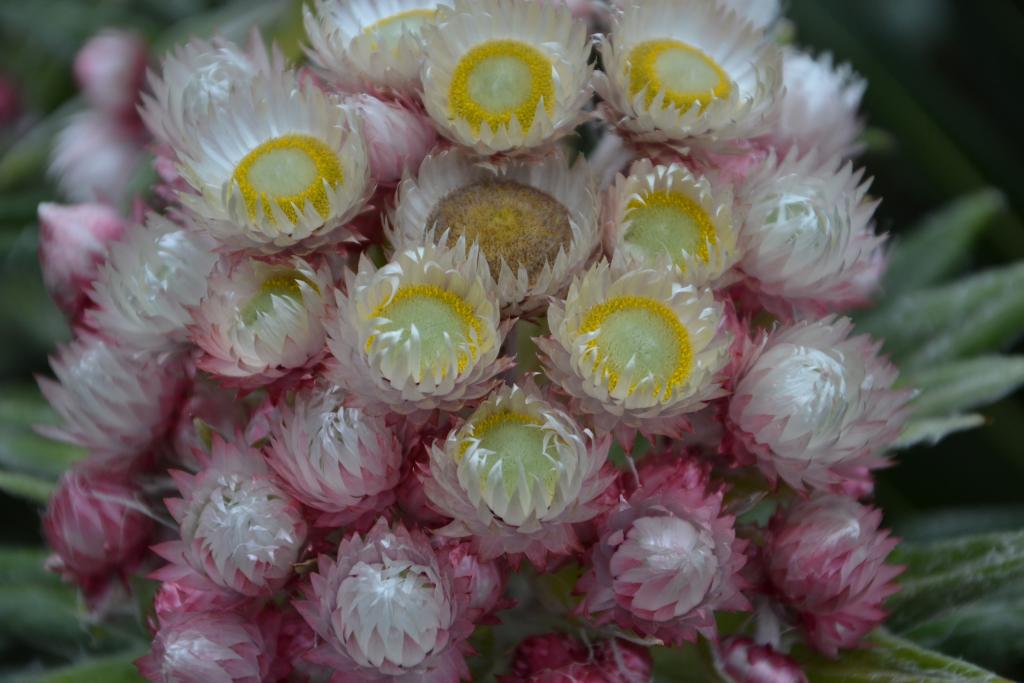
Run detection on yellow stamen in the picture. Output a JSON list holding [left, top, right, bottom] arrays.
[[628, 39, 731, 111], [366, 284, 481, 375], [578, 295, 693, 398], [449, 39, 555, 134], [625, 190, 717, 268], [232, 134, 344, 224]]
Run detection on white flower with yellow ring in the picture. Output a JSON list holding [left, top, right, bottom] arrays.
[[420, 0, 593, 155]]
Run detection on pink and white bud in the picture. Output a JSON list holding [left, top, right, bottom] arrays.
[[153, 570, 250, 624], [49, 110, 145, 207], [87, 212, 217, 352], [264, 382, 402, 527], [153, 436, 307, 597], [74, 30, 147, 117], [349, 94, 438, 186], [578, 455, 750, 644], [170, 378, 251, 468], [765, 495, 903, 656], [593, 639, 653, 683], [37, 201, 126, 320], [441, 540, 507, 622], [727, 316, 912, 492], [37, 335, 188, 462], [715, 637, 807, 683], [136, 610, 280, 683], [190, 255, 333, 389], [424, 381, 615, 567], [295, 519, 473, 683], [772, 49, 866, 161], [43, 466, 153, 586], [738, 151, 885, 318]]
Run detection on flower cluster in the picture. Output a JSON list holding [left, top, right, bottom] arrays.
[[39, 1, 913, 681]]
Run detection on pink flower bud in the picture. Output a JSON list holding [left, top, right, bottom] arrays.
[[578, 455, 750, 645], [37, 202, 126, 320], [74, 30, 147, 118], [350, 94, 438, 186], [766, 495, 903, 656], [593, 640, 653, 683], [507, 634, 587, 680], [152, 568, 250, 624], [442, 540, 507, 622], [136, 610, 280, 683], [49, 110, 145, 207], [43, 466, 153, 586], [716, 637, 807, 683], [505, 635, 652, 683]]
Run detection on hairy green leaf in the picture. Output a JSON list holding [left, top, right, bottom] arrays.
[[0, 470, 53, 504], [903, 355, 1024, 418], [7, 649, 147, 683], [894, 413, 985, 449]]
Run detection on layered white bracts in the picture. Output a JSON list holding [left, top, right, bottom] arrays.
[[304, 0, 441, 96], [327, 241, 512, 414], [538, 260, 731, 439], [596, 0, 782, 148], [190, 255, 333, 388], [773, 48, 866, 160], [38, 335, 187, 462], [389, 149, 600, 315], [175, 69, 371, 253], [154, 437, 307, 597], [727, 317, 911, 492], [420, 0, 593, 155], [578, 455, 749, 644], [295, 519, 474, 683], [87, 213, 217, 353], [424, 382, 614, 566], [603, 159, 740, 286], [264, 381, 403, 527], [738, 150, 885, 317]]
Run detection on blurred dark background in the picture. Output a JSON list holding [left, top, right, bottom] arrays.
[[0, 0, 1022, 678]]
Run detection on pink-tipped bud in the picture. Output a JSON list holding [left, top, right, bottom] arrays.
[[74, 30, 147, 118], [766, 495, 903, 656], [716, 637, 807, 683], [49, 111, 145, 206], [43, 466, 153, 586], [136, 611, 279, 683], [443, 540, 507, 622], [37, 202, 126, 320], [350, 94, 437, 185]]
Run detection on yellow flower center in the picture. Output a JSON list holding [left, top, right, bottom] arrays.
[[578, 295, 693, 398], [429, 180, 572, 282], [231, 134, 344, 225], [458, 410, 561, 502], [449, 39, 555, 134], [625, 190, 717, 268], [366, 284, 482, 377], [241, 269, 320, 326], [362, 8, 436, 52], [627, 39, 731, 111]]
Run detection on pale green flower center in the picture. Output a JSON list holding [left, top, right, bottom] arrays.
[[241, 269, 319, 326], [459, 410, 562, 502], [628, 39, 731, 110], [363, 9, 436, 52], [625, 189, 717, 267]]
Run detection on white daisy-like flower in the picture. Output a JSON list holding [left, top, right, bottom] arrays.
[[420, 0, 593, 155], [772, 48, 867, 160], [596, 0, 782, 148], [87, 212, 217, 353], [424, 381, 613, 567], [37, 335, 187, 463], [264, 381, 403, 528], [739, 150, 884, 317], [327, 241, 512, 415], [389, 149, 599, 316], [537, 260, 730, 438], [603, 159, 739, 287], [191, 255, 333, 388], [176, 70, 371, 253], [613, 0, 783, 33], [140, 32, 284, 153], [304, 0, 443, 95]]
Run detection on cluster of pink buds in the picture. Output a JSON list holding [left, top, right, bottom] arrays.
[[39, 0, 912, 680]]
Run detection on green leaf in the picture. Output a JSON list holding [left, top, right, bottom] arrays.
[[0, 470, 53, 504], [894, 413, 985, 449], [796, 629, 1009, 682], [902, 355, 1024, 418], [0, 584, 87, 656], [0, 547, 55, 585], [895, 506, 1024, 542], [651, 642, 723, 683], [859, 263, 1024, 371], [8, 649, 147, 683], [887, 531, 1024, 632], [884, 190, 1005, 297]]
